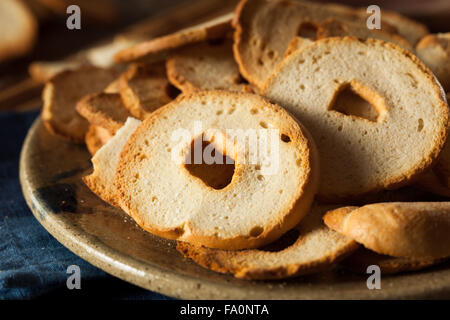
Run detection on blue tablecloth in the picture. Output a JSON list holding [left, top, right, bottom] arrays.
[[0, 110, 171, 299]]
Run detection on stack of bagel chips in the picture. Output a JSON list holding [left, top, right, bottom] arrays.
[[39, 0, 450, 280]]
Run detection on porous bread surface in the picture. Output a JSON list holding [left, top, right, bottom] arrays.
[[330, 4, 429, 46], [324, 202, 450, 260], [83, 117, 141, 207], [177, 204, 358, 280], [233, 0, 392, 88], [119, 63, 173, 119], [283, 38, 314, 58], [166, 40, 249, 93], [416, 33, 450, 92], [342, 247, 441, 275], [317, 18, 412, 52], [76, 92, 131, 135], [115, 90, 319, 250], [42, 66, 122, 142], [263, 37, 449, 201], [0, 0, 37, 62], [114, 13, 233, 64]]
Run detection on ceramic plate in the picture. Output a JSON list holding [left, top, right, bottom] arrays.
[[20, 117, 450, 299]]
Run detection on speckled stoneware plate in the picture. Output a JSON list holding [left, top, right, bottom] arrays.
[[20, 117, 450, 299]]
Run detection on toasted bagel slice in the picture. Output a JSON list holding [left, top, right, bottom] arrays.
[[41, 66, 122, 142], [83, 117, 141, 207], [233, 0, 398, 88], [416, 33, 450, 91], [166, 40, 251, 93], [352, 7, 429, 46], [76, 92, 131, 135], [177, 205, 358, 280], [324, 202, 450, 260], [85, 125, 106, 156], [119, 63, 174, 119], [115, 91, 319, 250], [317, 18, 412, 51], [263, 37, 449, 201], [114, 13, 233, 64]]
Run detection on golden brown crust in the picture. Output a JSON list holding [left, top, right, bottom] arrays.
[[416, 33, 450, 91], [342, 248, 442, 275], [29, 60, 84, 83], [114, 13, 233, 64], [233, 0, 401, 89], [85, 125, 104, 156], [83, 171, 119, 207], [76, 92, 131, 135], [325, 202, 450, 260], [118, 63, 173, 119], [83, 118, 141, 208], [369, 8, 429, 46], [262, 37, 450, 201], [177, 205, 359, 280], [114, 90, 320, 250], [41, 66, 122, 142], [166, 40, 251, 93], [323, 206, 358, 234], [316, 18, 412, 51]]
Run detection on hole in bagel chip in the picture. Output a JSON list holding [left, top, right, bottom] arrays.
[[184, 137, 235, 190], [329, 81, 387, 123], [297, 22, 319, 40]]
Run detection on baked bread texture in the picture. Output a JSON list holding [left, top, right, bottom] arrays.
[[416, 33, 450, 92], [166, 40, 250, 93], [317, 18, 412, 52], [115, 90, 319, 250], [76, 92, 131, 135], [114, 13, 234, 64], [324, 202, 450, 260], [83, 117, 141, 207], [0, 0, 37, 63], [41, 66, 122, 142], [119, 63, 174, 119], [233, 0, 399, 88], [352, 7, 429, 46], [263, 37, 449, 201], [177, 205, 358, 279]]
